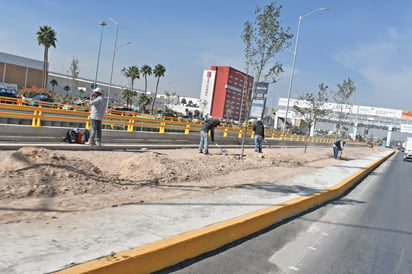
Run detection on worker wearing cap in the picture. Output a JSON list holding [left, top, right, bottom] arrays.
[[86, 87, 106, 146], [253, 117, 265, 154]]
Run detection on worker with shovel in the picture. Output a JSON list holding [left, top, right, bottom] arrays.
[[333, 139, 346, 159], [199, 118, 220, 155]]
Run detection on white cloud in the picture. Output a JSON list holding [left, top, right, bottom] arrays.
[[332, 28, 412, 110]]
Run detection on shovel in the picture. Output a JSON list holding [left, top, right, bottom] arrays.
[[215, 141, 228, 154]]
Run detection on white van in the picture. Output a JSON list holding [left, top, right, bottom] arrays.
[[403, 137, 412, 161]]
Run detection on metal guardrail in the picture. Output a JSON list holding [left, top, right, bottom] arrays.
[[0, 95, 359, 145]]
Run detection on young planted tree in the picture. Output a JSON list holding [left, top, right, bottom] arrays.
[[36, 25, 57, 90], [240, 1, 292, 157], [333, 78, 356, 136], [293, 83, 330, 153], [68, 57, 79, 96], [150, 64, 166, 114], [121, 66, 140, 93], [141, 64, 152, 95]]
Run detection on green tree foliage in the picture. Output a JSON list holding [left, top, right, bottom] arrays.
[[49, 79, 58, 93], [138, 93, 152, 113], [181, 98, 187, 105], [240, 1, 292, 157], [141, 64, 152, 95], [333, 78, 357, 134], [151, 64, 166, 114], [122, 88, 136, 108], [121, 66, 140, 93], [36, 25, 57, 90], [293, 83, 330, 152], [63, 85, 70, 97]]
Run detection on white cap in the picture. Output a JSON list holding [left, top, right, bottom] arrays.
[[93, 87, 103, 93], [257, 117, 262, 121]]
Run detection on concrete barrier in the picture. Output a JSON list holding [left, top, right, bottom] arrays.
[[56, 150, 395, 274]]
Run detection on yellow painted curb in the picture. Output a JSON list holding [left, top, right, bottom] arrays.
[[56, 150, 395, 274]]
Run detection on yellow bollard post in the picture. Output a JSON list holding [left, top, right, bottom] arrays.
[[31, 111, 37, 127], [159, 118, 166, 134], [86, 116, 91, 130], [223, 127, 228, 137], [35, 111, 42, 127], [127, 118, 134, 132], [184, 121, 190, 135]]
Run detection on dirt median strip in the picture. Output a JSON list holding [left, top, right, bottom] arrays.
[[56, 150, 395, 274]]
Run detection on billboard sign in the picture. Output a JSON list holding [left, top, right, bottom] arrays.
[[199, 70, 216, 117], [249, 99, 265, 118]]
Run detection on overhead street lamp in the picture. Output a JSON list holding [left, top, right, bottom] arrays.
[[282, 7, 329, 134], [93, 20, 107, 89], [107, 39, 131, 110]]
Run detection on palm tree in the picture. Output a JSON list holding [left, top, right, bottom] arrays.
[[63, 85, 70, 97], [50, 79, 58, 93], [121, 66, 140, 93], [140, 65, 152, 95], [138, 94, 152, 113], [122, 88, 136, 108], [150, 64, 166, 114], [36, 25, 57, 90]]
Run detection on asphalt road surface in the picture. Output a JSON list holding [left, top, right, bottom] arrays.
[[159, 152, 412, 274]]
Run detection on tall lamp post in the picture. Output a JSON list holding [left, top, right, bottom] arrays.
[[105, 17, 131, 110], [93, 20, 107, 89], [282, 7, 329, 134], [107, 38, 131, 110]]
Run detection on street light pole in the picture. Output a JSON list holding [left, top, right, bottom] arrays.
[[107, 41, 131, 109], [93, 20, 107, 89], [282, 7, 329, 134], [106, 17, 119, 110]]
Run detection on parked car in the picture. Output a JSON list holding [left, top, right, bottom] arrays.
[[25, 95, 55, 108], [0, 92, 17, 104], [157, 112, 177, 119]]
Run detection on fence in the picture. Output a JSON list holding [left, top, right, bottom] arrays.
[[0, 96, 351, 145]]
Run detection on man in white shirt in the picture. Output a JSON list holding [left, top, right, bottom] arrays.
[[86, 87, 106, 146]]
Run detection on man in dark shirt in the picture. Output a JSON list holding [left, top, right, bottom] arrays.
[[253, 117, 265, 154], [199, 118, 220, 154], [333, 139, 346, 159]]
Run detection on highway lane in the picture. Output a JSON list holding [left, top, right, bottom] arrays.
[[161, 151, 412, 274]]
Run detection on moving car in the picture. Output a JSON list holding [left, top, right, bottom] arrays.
[[403, 137, 412, 162]]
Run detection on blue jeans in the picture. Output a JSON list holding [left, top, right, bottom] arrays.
[[254, 135, 263, 153], [333, 145, 340, 159], [199, 131, 209, 153]]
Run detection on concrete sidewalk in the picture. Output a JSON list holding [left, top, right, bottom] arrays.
[[0, 150, 394, 274]]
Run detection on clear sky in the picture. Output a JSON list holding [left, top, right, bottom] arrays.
[[2, 0, 412, 111]]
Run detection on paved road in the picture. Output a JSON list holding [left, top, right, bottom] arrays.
[[0, 149, 394, 274], [164, 152, 412, 274]]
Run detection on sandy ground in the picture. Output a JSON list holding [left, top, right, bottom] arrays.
[[0, 145, 388, 224]]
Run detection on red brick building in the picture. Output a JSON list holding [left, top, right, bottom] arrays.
[[199, 66, 253, 121]]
